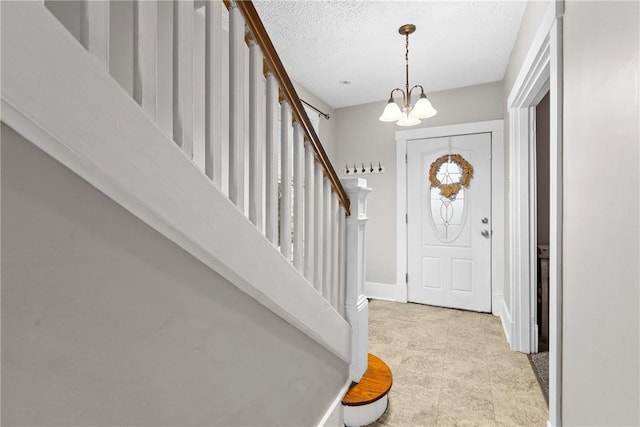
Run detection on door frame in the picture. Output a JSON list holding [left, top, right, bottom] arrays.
[[506, 2, 563, 426], [396, 120, 505, 316]]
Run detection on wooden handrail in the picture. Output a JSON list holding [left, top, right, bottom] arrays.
[[233, 0, 350, 216]]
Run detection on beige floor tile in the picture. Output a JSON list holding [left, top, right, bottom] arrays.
[[440, 372, 493, 400], [398, 348, 445, 371], [437, 419, 497, 427], [369, 343, 408, 372], [492, 391, 548, 426], [483, 336, 512, 356], [387, 386, 439, 426], [487, 354, 540, 395], [407, 330, 448, 352], [489, 371, 540, 396], [367, 300, 547, 427], [437, 391, 496, 426], [442, 353, 490, 382]]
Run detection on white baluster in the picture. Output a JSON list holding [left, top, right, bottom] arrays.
[[109, 1, 134, 96], [293, 123, 305, 270], [338, 206, 346, 316], [280, 102, 293, 260], [304, 143, 315, 283], [205, 0, 224, 188], [228, 5, 245, 213], [220, 6, 230, 197], [249, 41, 265, 231], [192, 5, 205, 172], [323, 178, 332, 301], [331, 192, 340, 310], [156, 0, 173, 139], [80, 1, 109, 68], [173, 0, 194, 157], [265, 73, 279, 245], [314, 163, 324, 292], [133, 0, 157, 119]]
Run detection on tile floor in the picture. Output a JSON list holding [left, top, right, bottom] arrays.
[[367, 300, 548, 427]]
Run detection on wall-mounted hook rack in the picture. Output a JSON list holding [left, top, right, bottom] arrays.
[[344, 161, 385, 175]]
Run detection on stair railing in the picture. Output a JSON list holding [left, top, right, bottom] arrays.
[[43, 0, 350, 316]]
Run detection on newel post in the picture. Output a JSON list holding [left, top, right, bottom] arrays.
[[343, 178, 371, 383]]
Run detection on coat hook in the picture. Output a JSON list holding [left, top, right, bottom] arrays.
[[345, 164, 350, 174], [353, 163, 357, 174], [361, 163, 365, 173], [378, 161, 383, 172], [370, 162, 374, 172]]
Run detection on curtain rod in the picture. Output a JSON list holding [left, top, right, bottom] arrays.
[[300, 99, 330, 120]]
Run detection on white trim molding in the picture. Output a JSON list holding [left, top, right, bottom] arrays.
[[506, 2, 564, 426], [395, 120, 505, 315], [499, 297, 514, 345], [317, 380, 351, 427], [365, 281, 407, 302]]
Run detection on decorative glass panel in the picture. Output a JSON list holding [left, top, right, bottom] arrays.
[[427, 154, 474, 243]]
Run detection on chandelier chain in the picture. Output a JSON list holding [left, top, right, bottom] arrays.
[[405, 33, 410, 103], [405, 33, 409, 63]]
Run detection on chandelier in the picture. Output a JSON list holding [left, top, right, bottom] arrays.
[[378, 24, 437, 126]]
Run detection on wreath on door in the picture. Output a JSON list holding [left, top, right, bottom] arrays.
[[428, 153, 474, 200]]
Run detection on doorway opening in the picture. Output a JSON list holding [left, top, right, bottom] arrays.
[[531, 90, 551, 402]]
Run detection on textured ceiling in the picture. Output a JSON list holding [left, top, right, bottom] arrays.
[[254, 0, 527, 109]]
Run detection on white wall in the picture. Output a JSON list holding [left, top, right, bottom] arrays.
[[1, 124, 348, 426], [334, 82, 503, 286], [562, 1, 639, 424]]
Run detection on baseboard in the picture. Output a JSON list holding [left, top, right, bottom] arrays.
[[500, 299, 514, 345], [318, 380, 351, 427], [492, 292, 503, 316], [364, 281, 406, 302]]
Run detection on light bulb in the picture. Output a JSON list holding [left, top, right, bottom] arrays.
[[396, 110, 421, 126], [410, 94, 437, 119], [379, 99, 403, 122]]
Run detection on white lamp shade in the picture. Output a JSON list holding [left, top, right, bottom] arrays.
[[396, 114, 421, 127], [379, 101, 403, 122], [411, 96, 438, 119]]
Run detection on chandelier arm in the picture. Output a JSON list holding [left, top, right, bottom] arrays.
[[409, 84, 425, 96], [390, 88, 407, 107]]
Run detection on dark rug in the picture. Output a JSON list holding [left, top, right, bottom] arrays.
[[529, 351, 549, 403]]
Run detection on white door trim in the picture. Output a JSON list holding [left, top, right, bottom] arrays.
[[396, 120, 505, 315], [506, 2, 563, 426]]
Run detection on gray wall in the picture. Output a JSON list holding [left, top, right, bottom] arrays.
[[295, 81, 337, 164], [562, 1, 639, 424], [334, 82, 503, 284], [1, 124, 347, 426]]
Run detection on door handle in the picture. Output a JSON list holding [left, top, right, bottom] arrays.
[[481, 230, 490, 238]]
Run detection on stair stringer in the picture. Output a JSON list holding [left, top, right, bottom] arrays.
[[0, 1, 350, 363]]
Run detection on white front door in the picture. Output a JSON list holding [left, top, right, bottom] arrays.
[[407, 133, 492, 312]]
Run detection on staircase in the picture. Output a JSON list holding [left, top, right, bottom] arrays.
[[1, 1, 390, 425], [342, 353, 393, 426]]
